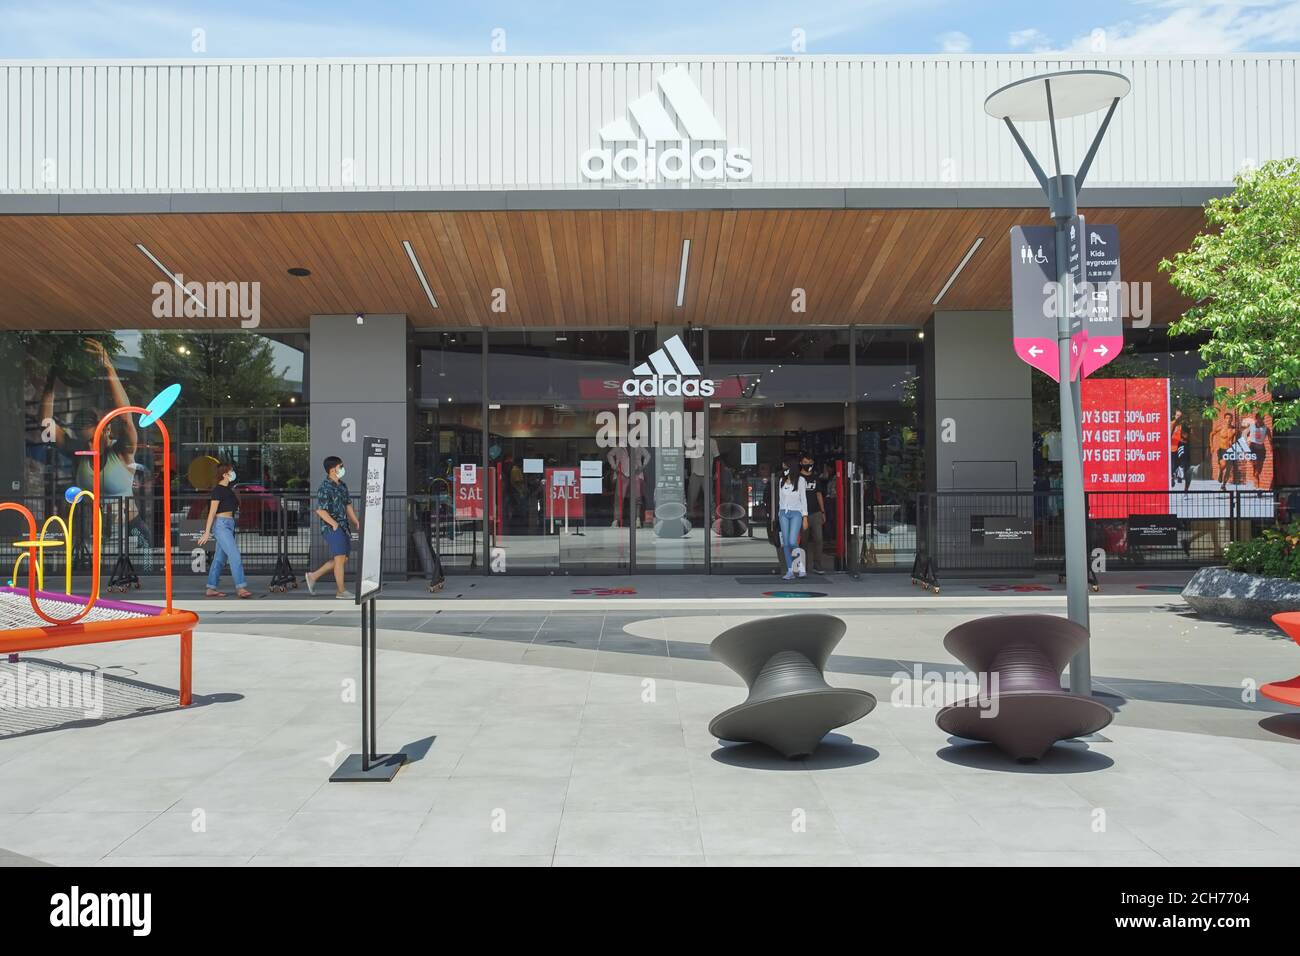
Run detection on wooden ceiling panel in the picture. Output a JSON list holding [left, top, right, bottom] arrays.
[[0, 206, 1205, 331]]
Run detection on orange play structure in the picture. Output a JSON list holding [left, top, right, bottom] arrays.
[[1, 386, 198, 706], [1263, 612, 1300, 709]]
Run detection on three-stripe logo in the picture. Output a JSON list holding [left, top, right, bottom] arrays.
[[622, 335, 716, 396], [580, 66, 752, 183]]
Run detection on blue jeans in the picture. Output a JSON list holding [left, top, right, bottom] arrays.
[[207, 516, 247, 589], [778, 509, 803, 572]]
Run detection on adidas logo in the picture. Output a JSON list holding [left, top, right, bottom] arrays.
[[580, 66, 752, 183], [622, 334, 716, 397]]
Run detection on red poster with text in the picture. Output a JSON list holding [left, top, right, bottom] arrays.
[[1081, 378, 1169, 518], [455, 469, 484, 520], [545, 467, 585, 521]]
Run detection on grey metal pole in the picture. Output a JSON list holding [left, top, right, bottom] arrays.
[[1051, 175, 1092, 693]]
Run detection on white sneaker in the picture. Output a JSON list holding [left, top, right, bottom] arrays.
[[335, 590, 354, 600], [304, 571, 316, 595], [782, 571, 795, 581], [797, 570, 807, 578]]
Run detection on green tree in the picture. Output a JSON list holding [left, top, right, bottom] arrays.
[[265, 422, 311, 488], [137, 332, 286, 408], [1161, 157, 1300, 428]]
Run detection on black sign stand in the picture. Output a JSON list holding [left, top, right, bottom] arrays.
[[330, 436, 407, 783]]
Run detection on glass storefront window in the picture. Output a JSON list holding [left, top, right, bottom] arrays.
[[707, 328, 850, 401], [487, 330, 629, 402], [412, 402, 484, 571], [855, 328, 924, 569], [487, 402, 628, 571], [710, 404, 847, 571], [15, 329, 309, 497], [416, 330, 483, 407]]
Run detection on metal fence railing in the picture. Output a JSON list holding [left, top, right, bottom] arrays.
[[2, 487, 1297, 581], [911, 488, 1300, 576]]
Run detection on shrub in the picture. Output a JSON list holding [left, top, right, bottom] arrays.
[[1223, 520, 1300, 581]]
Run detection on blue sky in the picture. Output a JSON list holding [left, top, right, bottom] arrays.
[[0, 0, 1297, 57]]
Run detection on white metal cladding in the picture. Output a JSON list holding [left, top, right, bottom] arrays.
[[0, 55, 1296, 193]]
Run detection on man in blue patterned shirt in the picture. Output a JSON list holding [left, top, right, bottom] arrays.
[[305, 455, 360, 599]]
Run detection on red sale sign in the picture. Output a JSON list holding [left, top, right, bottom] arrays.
[[455, 468, 484, 520], [545, 467, 585, 521], [1081, 378, 1169, 518]]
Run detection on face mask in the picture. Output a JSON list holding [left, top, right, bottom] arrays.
[[226, 471, 236, 483], [336, 467, 346, 479]]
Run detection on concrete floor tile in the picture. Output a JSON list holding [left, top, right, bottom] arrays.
[[557, 810, 702, 857]]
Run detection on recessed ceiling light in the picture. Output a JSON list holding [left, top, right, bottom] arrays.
[[287, 267, 311, 277]]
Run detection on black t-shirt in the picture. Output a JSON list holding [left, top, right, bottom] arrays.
[[210, 483, 239, 515], [803, 473, 823, 514]]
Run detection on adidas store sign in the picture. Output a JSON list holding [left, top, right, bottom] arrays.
[[622, 335, 716, 397], [580, 67, 752, 184]]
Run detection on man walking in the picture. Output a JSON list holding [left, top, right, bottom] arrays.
[[305, 455, 360, 599]]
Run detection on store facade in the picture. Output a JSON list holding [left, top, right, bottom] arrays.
[[2, 54, 1297, 577], [406, 325, 921, 574]]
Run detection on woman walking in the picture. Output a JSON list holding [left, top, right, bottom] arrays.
[[777, 456, 809, 581], [197, 461, 252, 598]]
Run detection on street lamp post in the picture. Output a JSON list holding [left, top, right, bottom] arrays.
[[986, 70, 1131, 694]]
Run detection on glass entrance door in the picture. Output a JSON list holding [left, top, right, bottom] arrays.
[[709, 403, 847, 572], [487, 403, 629, 572]]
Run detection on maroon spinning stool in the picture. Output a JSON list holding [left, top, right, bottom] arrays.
[[935, 614, 1113, 761]]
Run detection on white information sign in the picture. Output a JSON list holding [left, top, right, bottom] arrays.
[[358, 437, 388, 603]]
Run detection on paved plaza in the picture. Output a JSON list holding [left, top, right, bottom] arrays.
[[1, 574, 1298, 867]]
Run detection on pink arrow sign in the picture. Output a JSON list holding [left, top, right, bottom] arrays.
[[1081, 335, 1123, 378], [1013, 338, 1060, 381]]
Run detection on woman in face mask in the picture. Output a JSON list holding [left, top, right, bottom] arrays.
[[197, 460, 252, 598], [777, 455, 809, 581]]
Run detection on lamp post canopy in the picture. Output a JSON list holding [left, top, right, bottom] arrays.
[[985, 69, 1131, 122]]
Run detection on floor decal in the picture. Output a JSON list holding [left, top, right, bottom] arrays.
[[570, 587, 637, 596], [1135, 584, 1185, 593], [981, 584, 1053, 592], [762, 591, 828, 598]]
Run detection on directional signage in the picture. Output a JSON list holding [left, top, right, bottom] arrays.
[[1011, 221, 1121, 382], [1010, 224, 1060, 381], [1065, 215, 1088, 381], [1081, 223, 1123, 378]]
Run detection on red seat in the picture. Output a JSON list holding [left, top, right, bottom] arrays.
[[1263, 613, 1300, 707]]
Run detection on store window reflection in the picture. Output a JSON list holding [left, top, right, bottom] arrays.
[[707, 328, 850, 402], [413, 331, 484, 570], [11, 329, 308, 573], [854, 328, 924, 569], [487, 331, 629, 402]]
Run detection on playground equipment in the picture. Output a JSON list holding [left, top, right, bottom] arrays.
[[1, 384, 198, 706], [1261, 612, 1300, 708], [709, 613, 875, 758]]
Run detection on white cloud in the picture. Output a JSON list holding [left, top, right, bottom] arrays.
[[1059, 1, 1300, 55], [937, 30, 972, 53], [1008, 28, 1053, 52]]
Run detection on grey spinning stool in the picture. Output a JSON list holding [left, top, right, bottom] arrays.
[[709, 613, 875, 758], [935, 613, 1113, 761]]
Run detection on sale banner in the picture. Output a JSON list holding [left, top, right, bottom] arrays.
[[545, 467, 585, 521], [455, 468, 484, 520], [1081, 377, 1169, 518]]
